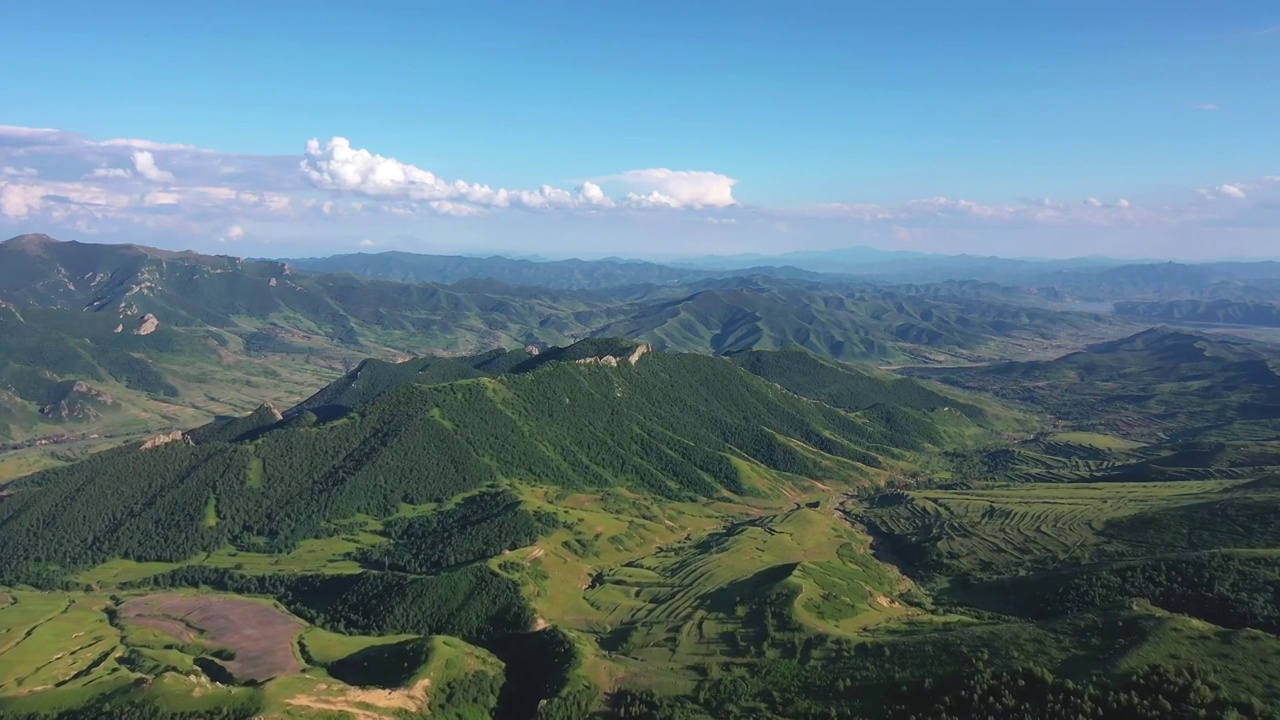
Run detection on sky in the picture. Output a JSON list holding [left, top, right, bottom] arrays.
[[0, 0, 1277, 260]]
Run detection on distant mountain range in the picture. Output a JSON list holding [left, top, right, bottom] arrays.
[[283, 250, 826, 290], [278, 246, 1280, 308], [8, 232, 1280, 458]]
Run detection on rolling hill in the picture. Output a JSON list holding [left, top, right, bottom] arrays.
[[589, 276, 1120, 363], [0, 234, 1132, 474], [281, 251, 714, 289], [2, 331, 1280, 718], [0, 340, 995, 718], [912, 327, 1280, 441], [1115, 299, 1280, 328]]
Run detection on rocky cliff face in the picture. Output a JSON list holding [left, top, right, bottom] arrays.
[[140, 430, 190, 450], [573, 343, 652, 367], [133, 313, 161, 336]]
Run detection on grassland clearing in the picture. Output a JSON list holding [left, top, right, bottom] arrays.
[[119, 593, 304, 682]]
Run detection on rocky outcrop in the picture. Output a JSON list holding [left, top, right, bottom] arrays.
[[133, 313, 160, 335], [256, 402, 285, 423], [140, 430, 190, 450], [626, 343, 651, 365], [38, 381, 114, 422], [573, 343, 651, 367]]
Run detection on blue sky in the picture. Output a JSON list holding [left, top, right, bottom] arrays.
[[1, 0, 1277, 259]]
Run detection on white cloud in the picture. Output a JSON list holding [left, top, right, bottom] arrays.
[[226, 224, 245, 240], [131, 151, 175, 183], [99, 138, 199, 151], [3, 124, 1279, 258], [427, 200, 486, 217], [0, 183, 46, 218], [302, 137, 452, 199], [301, 137, 628, 213], [611, 168, 738, 209], [359, 238, 377, 248], [0, 125, 60, 139], [143, 190, 182, 206], [1192, 103, 1221, 111], [1085, 197, 1131, 209], [577, 181, 613, 208], [85, 167, 132, 179]]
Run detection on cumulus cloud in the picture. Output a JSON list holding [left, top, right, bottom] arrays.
[[577, 181, 613, 208], [131, 151, 175, 183], [300, 136, 618, 213], [225, 224, 245, 240], [302, 137, 452, 199], [359, 238, 377, 248], [610, 168, 738, 209], [1197, 183, 1251, 201], [1192, 103, 1221, 111], [3, 124, 1279, 257]]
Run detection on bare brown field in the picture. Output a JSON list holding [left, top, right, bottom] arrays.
[[119, 593, 303, 682]]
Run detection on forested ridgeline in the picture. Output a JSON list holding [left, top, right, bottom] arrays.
[[910, 327, 1280, 440], [965, 552, 1280, 633], [0, 345, 974, 586]]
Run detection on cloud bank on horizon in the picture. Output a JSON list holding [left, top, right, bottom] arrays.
[[0, 124, 1277, 260]]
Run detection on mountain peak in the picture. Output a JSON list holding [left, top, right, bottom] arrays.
[[3, 233, 62, 251]]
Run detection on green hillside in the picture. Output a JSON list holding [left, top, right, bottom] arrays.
[[4, 329, 1280, 718], [0, 341, 973, 586], [1116, 299, 1280, 328], [592, 276, 1118, 363], [0, 340, 992, 719], [5, 241, 1280, 718], [0, 235, 1124, 482], [914, 327, 1280, 441]]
